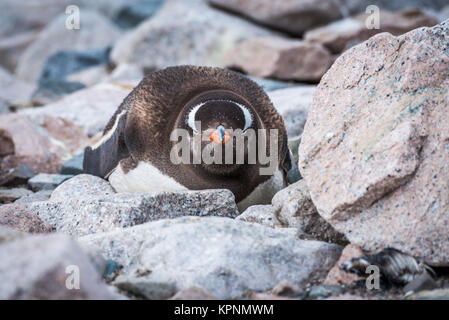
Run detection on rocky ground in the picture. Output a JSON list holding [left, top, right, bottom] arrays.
[[1, 0, 449, 300]]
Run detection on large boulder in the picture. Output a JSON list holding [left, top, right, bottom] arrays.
[[110, 0, 275, 71], [80, 216, 342, 299], [3, 174, 239, 237], [16, 10, 121, 83], [208, 0, 344, 36], [224, 36, 332, 83], [298, 21, 449, 265], [0, 232, 122, 299]]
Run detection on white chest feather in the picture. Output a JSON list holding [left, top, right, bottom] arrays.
[[108, 161, 188, 193], [237, 169, 285, 212]]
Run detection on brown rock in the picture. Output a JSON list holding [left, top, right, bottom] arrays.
[[298, 21, 449, 265], [271, 280, 303, 297], [224, 36, 332, 82], [0, 203, 53, 233], [209, 0, 343, 35], [170, 286, 218, 300], [0, 114, 64, 173], [305, 9, 439, 54], [324, 244, 365, 286]]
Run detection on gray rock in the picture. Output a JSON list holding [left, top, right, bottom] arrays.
[[340, 0, 448, 14], [16, 180, 238, 237], [80, 216, 342, 299], [114, 0, 165, 29], [113, 275, 176, 299], [28, 173, 73, 191], [0, 188, 33, 204], [272, 179, 347, 244], [16, 11, 121, 83], [0, 233, 123, 299], [32, 80, 86, 106], [268, 86, 316, 139], [50, 174, 115, 202], [110, 0, 276, 71], [14, 190, 52, 204], [60, 153, 84, 175], [236, 205, 281, 228]]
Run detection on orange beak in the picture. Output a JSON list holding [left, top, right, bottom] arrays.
[[210, 125, 231, 144]]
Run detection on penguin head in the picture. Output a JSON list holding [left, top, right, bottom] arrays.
[[179, 89, 259, 176]]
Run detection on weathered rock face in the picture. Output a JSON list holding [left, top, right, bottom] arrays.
[[272, 179, 347, 244], [110, 0, 275, 71], [208, 0, 344, 35], [0, 233, 122, 299], [268, 86, 316, 138], [80, 216, 342, 299], [20, 83, 132, 137], [224, 37, 332, 82], [304, 9, 439, 54], [6, 174, 239, 237], [298, 21, 449, 265], [16, 11, 121, 83]]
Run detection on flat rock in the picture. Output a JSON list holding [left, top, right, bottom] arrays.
[[236, 205, 281, 228], [305, 9, 439, 54], [13, 176, 238, 237], [110, 0, 275, 71], [209, 0, 343, 35], [16, 10, 121, 83], [20, 83, 132, 137], [298, 21, 449, 265], [0, 188, 32, 204], [80, 216, 342, 299], [113, 275, 176, 300], [268, 86, 316, 138], [272, 179, 347, 244], [14, 190, 52, 204], [28, 173, 73, 191], [224, 36, 332, 82], [0, 233, 122, 299]]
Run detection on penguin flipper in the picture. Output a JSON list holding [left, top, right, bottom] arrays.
[[83, 111, 129, 178]]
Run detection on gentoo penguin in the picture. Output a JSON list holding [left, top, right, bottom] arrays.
[[83, 66, 292, 211]]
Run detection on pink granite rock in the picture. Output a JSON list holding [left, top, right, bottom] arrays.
[[224, 36, 332, 82], [298, 21, 449, 266]]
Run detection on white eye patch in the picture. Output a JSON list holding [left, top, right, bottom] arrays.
[[186, 100, 253, 133]]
